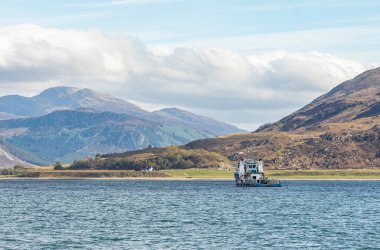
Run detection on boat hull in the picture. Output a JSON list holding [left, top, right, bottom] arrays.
[[236, 182, 282, 187], [234, 174, 282, 187]]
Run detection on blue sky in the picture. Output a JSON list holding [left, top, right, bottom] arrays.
[[1, 0, 379, 53], [0, 0, 379, 129]]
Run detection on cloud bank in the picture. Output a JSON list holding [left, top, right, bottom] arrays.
[[0, 24, 371, 129]]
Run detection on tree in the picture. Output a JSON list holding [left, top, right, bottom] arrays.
[[53, 161, 64, 170], [13, 165, 25, 169]]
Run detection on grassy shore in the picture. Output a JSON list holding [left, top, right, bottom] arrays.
[[267, 169, 380, 180], [161, 169, 232, 179], [1, 167, 380, 180], [162, 169, 380, 179]]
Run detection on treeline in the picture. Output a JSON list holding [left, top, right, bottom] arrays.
[[0, 165, 27, 175], [70, 146, 230, 170], [0, 165, 40, 177]]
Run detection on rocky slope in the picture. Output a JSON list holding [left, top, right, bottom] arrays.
[[185, 117, 379, 169], [0, 143, 31, 168], [257, 67, 380, 132]]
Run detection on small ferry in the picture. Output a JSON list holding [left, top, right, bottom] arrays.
[[234, 158, 282, 187]]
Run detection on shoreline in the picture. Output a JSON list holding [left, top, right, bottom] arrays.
[[1, 177, 379, 181], [2, 168, 380, 181]]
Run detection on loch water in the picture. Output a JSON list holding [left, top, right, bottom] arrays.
[[0, 180, 379, 249]]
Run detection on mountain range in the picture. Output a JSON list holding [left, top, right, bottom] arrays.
[[2, 66, 379, 169], [0, 87, 244, 167], [88, 67, 380, 170]]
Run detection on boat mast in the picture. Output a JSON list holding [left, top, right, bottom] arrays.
[[247, 146, 254, 160]]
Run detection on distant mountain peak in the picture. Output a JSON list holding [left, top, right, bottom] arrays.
[[0, 86, 146, 117], [36, 86, 80, 95]]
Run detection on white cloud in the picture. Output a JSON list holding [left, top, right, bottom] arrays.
[[0, 24, 374, 130], [169, 26, 380, 64]]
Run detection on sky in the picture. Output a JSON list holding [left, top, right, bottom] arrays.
[[0, 0, 379, 130]]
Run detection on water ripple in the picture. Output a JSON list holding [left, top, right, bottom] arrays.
[[0, 180, 379, 249]]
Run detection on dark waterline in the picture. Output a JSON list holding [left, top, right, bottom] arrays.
[[1, 180, 379, 249]]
